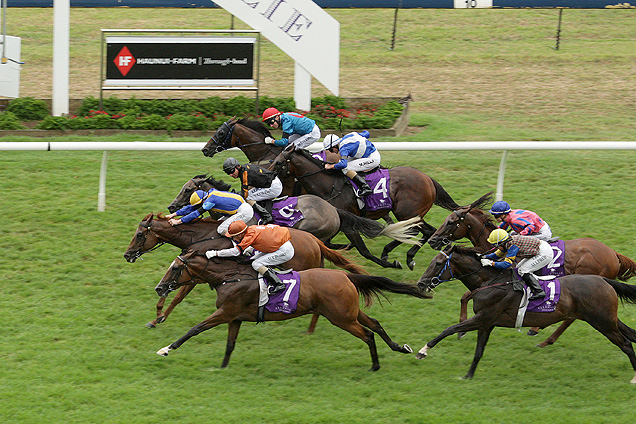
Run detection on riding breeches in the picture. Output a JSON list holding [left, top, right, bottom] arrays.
[[251, 240, 295, 271], [516, 241, 554, 275], [216, 202, 254, 235], [289, 124, 321, 149], [341, 150, 382, 173], [512, 223, 553, 241], [247, 177, 283, 202]]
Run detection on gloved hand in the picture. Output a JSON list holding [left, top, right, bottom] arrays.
[[264, 136, 275, 144], [242, 246, 255, 256], [205, 250, 218, 259], [480, 258, 494, 267]]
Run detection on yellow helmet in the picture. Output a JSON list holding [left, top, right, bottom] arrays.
[[487, 229, 510, 245], [189, 190, 207, 206]]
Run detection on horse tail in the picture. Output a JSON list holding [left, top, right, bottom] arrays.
[[618, 321, 636, 344], [347, 274, 432, 307], [615, 252, 636, 281], [336, 209, 384, 238], [314, 236, 368, 275], [379, 216, 424, 245], [431, 178, 461, 211], [602, 277, 636, 305]]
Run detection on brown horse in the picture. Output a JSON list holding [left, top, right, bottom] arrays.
[[427, 192, 636, 347], [165, 174, 422, 268], [154, 250, 430, 370], [124, 213, 371, 328], [267, 145, 461, 270], [416, 244, 636, 383]]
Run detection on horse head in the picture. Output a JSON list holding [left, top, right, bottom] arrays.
[[154, 251, 208, 298], [416, 245, 484, 292], [167, 175, 235, 213], [270, 144, 297, 177], [124, 213, 160, 263], [427, 192, 495, 250], [201, 118, 238, 157]]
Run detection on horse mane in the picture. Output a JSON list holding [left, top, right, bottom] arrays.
[[296, 147, 332, 167], [236, 118, 273, 137], [451, 244, 483, 257], [471, 208, 498, 229]]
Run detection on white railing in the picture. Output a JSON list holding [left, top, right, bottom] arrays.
[[3, 141, 636, 211]]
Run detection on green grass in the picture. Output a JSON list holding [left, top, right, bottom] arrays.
[[1, 146, 636, 423]]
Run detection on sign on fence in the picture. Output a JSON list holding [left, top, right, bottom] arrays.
[[104, 36, 256, 87]]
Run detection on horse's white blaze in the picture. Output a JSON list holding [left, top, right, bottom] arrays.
[[157, 346, 171, 356]]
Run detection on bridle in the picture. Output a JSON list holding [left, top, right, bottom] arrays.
[[133, 219, 225, 259], [208, 120, 236, 154], [424, 249, 489, 290], [164, 254, 212, 293], [439, 209, 487, 246]]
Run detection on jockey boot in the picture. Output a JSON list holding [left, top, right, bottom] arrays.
[[259, 266, 286, 295], [521, 273, 546, 301], [252, 202, 273, 224], [346, 169, 373, 197]]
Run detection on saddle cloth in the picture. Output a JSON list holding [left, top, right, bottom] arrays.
[[513, 276, 562, 327], [351, 168, 393, 212], [253, 196, 305, 227], [257, 270, 301, 314]]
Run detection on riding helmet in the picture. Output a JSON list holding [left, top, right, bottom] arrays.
[[223, 157, 240, 175], [487, 229, 510, 245], [489, 200, 512, 215], [262, 107, 281, 124], [226, 220, 248, 237], [189, 190, 208, 206], [323, 134, 340, 150]]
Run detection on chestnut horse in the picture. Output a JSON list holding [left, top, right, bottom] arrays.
[[166, 174, 422, 268], [154, 250, 430, 370], [426, 192, 636, 347], [416, 245, 636, 383], [124, 214, 371, 329], [267, 145, 461, 270]]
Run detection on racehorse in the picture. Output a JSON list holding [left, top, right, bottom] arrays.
[[123, 214, 382, 329], [154, 250, 430, 370], [415, 244, 636, 383], [166, 174, 421, 268], [267, 144, 461, 270], [427, 192, 636, 347]]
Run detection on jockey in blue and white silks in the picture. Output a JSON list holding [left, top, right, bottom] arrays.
[[166, 188, 254, 235], [323, 131, 379, 197], [262, 108, 321, 149]]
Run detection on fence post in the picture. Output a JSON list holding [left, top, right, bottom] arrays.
[[496, 150, 508, 201], [98, 151, 108, 211]]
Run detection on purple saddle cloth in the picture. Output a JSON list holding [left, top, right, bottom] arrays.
[[265, 270, 300, 314], [513, 269, 561, 313], [541, 239, 566, 277], [254, 197, 304, 227], [351, 168, 393, 211]]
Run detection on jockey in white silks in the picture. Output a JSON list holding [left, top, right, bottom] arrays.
[[322, 131, 380, 198]]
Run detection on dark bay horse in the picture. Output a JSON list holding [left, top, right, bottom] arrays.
[[124, 214, 372, 328], [268, 145, 461, 270], [416, 245, 636, 383], [166, 174, 421, 268], [427, 192, 636, 347], [154, 250, 430, 371]]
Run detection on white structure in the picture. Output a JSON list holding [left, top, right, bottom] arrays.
[[0, 35, 21, 98], [52, 0, 69, 116]]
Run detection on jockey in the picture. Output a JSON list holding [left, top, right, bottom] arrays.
[[223, 157, 283, 225], [322, 132, 377, 197], [481, 229, 552, 300], [489, 200, 552, 241], [205, 220, 294, 295], [166, 188, 253, 236], [262, 107, 321, 149]]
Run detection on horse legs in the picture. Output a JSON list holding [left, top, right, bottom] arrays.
[[416, 315, 486, 359], [464, 326, 494, 380], [457, 291, 473, 339], [220, 320, 243, 368], [380, 240, 402, 263], [346, 232, 402, 269], [405, 221, 437, 271], [146, 284, 196, 328], [306, 314, 320, 334], [537, 318, 576, 348], [586, 318, 636, 384], [157, 309, 229, 358], [323, 311, 381, 371], [357, 311, 413, 354]]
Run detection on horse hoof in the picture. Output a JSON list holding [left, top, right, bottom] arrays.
[[156, 346, 171, 356], [403, 344, 413, 354], [145, 322, 156, 329], [527, 329, 539, 336], [156, 316, 166, 324], [407, 260, 415, 271], [393, 261, 403, 269], [415, 352, 427, 360]]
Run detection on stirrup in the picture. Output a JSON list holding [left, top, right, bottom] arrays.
[[529, 291, 546, 301], [268, 283, 285, 295]]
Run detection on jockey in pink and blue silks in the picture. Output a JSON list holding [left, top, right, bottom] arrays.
[[489, 200, 552, 241], [262, 107, 321, 149]]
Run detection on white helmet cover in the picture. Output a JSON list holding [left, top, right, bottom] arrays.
[[323, 134, 340, 150]]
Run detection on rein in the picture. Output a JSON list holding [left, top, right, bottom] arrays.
[[426, 250, 506, 292]]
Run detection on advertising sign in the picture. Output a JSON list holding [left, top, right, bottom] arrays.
[[104, 36, 255, 87]]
